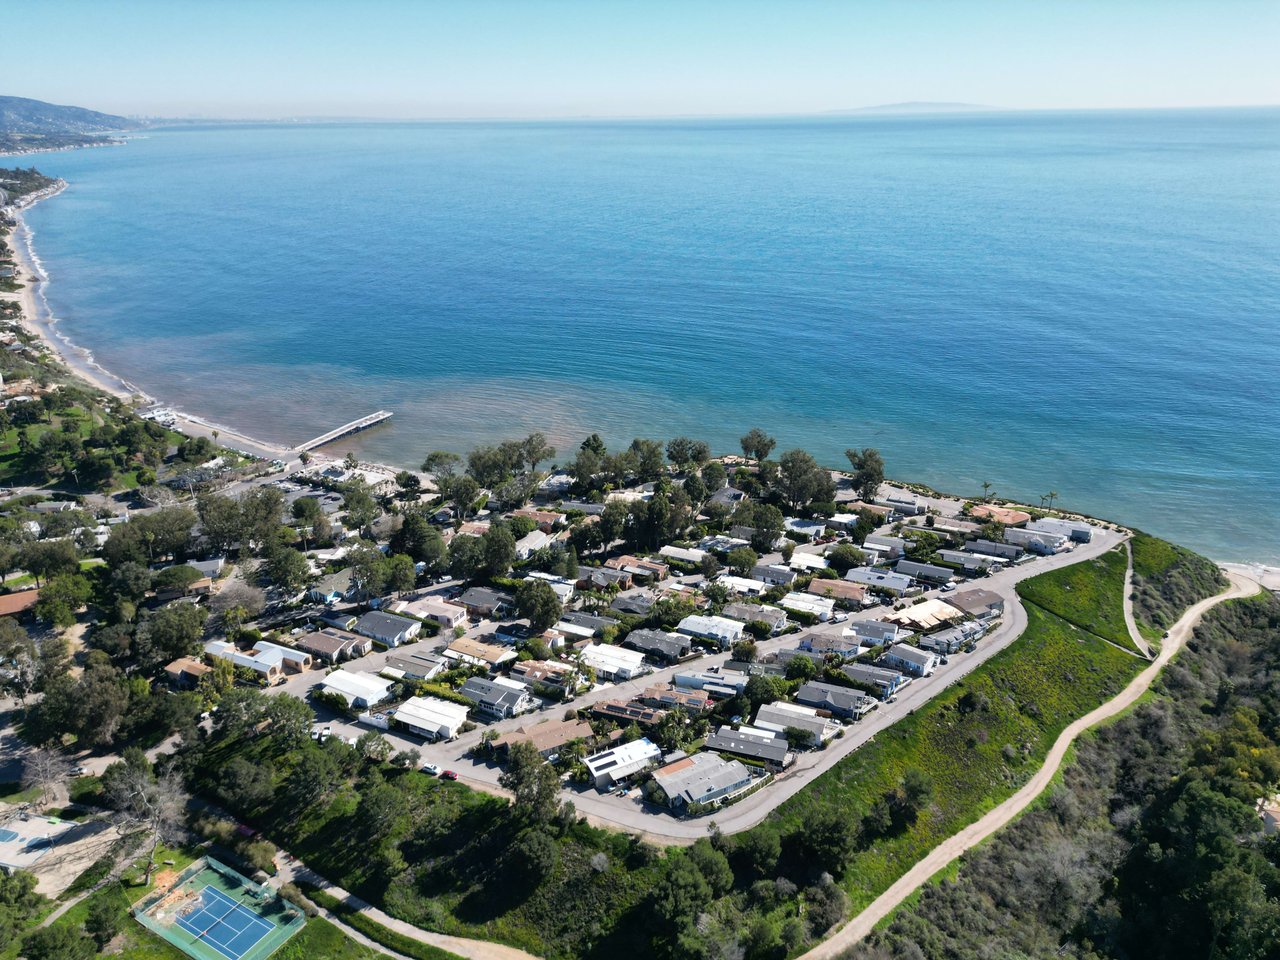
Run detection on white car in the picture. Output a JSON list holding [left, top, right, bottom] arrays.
[[421, 763, 441, 776]]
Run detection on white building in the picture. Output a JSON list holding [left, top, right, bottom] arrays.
[[393, 696, 471, 740], [583, 738, 662, 789], [579, 643, 649, 682], [881, 643, 939, 677], [715, 575, 769, 597], [319, 670, 395, 708], [788, 552, 828, 572], [845, 567, 915, 596], [753, 700, 840, 744], [779, 592, 835, 621], [660, 545, 709, 565], [676, 614, 744, 649]]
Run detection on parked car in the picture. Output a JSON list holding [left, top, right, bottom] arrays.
[[421, 763, 440, 776], [441, 770, 459, 781]]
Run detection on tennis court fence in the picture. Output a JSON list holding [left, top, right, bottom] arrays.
[[132, 856, 305, 960]]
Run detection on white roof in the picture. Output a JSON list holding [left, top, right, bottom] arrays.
[[579, 643, 646, 673], [716, 575, 768, 596], [845, 567, 914, 590], [321, 670, 394, 704], [394, 695, 470, 734], [660, 545, 708, 564], [780, 593, 835, 618], [789, 552, 828, 571], [886, 643, 937, 667], [678, 615, 744, 638], [583, 738, 661, 779]]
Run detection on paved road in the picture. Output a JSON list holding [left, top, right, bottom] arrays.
[[284, 526, 1126, 843], [800, 567, 1261, 959]]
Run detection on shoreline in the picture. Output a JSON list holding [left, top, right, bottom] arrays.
[[4, 186, 294, 461]]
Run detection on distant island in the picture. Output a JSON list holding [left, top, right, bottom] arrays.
[[826, 101, 996, 115], [0, 94, 143, 155]]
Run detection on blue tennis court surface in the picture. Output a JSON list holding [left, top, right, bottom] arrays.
[[176, 886, 276, 960], [0, 829, 17, 843]]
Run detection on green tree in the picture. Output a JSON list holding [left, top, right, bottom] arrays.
[[84, 889, 125, 947], [777, 448, 835, 511], [341, 482, 378, 533], [845, 447, 885, 501], [521, 432, 556, 473], [197, 493, 243, 553], [447, 535, 484, 580], [17, 539, 79, 586], [686, 838, 734, 897], [134, 604, 208, 672], [652, 855, 713, 934], [826, 543, 865, 574], [480, 523, 516, 580], [740, 427, 776, 462], [448, 474, 481, 520], [516, 579, 563, 632], [580, 433, 607, 457], [390, 509, 446, 568], [22, 925, 95, 960], [702, 460, 728, 491], [629, 438, 666, 481], [385, 553, 417, 595], [726, 546, 758, 577], [499, 740, 562, 824], [667, 436, 711, 469], [394, 470, 421, 499], [33, 573, 91, 628], [421, 450, 462, 483]]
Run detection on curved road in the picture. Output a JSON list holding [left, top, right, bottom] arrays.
[[799, 567, 1260, 959]]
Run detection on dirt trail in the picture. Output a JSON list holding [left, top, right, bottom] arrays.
[[1121, 540, 1154, 658], [799, 568, 1260, 959]]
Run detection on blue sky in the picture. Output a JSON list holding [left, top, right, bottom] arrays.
[[11, 0, 1279, 118]]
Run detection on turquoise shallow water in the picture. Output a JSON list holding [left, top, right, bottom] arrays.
[[18, 110, 1280, 562]]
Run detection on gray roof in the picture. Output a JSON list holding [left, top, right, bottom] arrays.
[[355, 611, 419, 639], [796, 680, 874, 716], [459, 677, 530, 712], [558, 611, 621, 633], [459, 587, 514, 609], [623, 629, 691, 661], [706, 727, 790, 764]]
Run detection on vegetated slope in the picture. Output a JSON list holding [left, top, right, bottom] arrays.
[[182, 557, 1141, 960], [1129, 531, 1228, 642], [759, 603, 1141, 914], [1016, 547, 1135, 651], [0, 96, 133, 135], [845, 592, 1280, 960]]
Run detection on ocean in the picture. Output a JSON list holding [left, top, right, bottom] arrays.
[[17, 109, 1280, 563]]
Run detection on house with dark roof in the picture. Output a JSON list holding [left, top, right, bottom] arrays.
[[457, 587, 515, 618], [795, 680, 876, 719], [354, 611, 422, 647], [591, 699, 668, 727], [705, 726, 792, 769], [459, 676, 538, 719], [294, 627, 373, 664], [622, 628, 692, 664]]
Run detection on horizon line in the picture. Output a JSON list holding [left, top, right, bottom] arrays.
[[126, 101, 1280, 124]]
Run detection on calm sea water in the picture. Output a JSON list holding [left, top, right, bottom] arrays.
[[20, 111, 1280, 563]]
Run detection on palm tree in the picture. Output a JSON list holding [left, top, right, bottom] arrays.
[[1046, 490, 1059, 512], [981, 481, 994, 502]]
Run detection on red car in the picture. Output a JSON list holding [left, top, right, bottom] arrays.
[[441, 770, 459, 781]]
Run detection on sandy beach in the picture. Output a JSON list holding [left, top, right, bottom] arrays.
[[2, 187, 294, 462]]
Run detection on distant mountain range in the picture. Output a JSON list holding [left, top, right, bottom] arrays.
[[0, 95, 141, 155], [826, 101, 996, 115]]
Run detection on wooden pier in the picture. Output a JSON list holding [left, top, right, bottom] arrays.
[[297, 411, 393, 452]]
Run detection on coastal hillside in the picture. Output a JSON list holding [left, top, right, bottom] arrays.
[[0, 94, 138, 154]]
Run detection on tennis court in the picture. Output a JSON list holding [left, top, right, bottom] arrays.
[[176, 886, 277, 960], [132, 856, 304, 960]]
